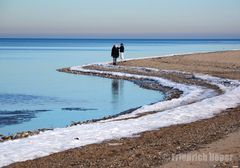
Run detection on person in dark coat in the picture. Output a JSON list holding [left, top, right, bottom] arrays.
[[119, 43, 125, 60], [111, 45, 119, 65]]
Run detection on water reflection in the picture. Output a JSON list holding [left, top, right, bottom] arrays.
[[111, 79, 124, 103]]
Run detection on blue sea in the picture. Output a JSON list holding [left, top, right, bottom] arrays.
[[0, 38, 240, 135]]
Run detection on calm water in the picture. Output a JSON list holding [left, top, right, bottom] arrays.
[[0, 39, 240, 135]]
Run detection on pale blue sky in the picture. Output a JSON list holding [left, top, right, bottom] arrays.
[[0, 0, 240, 38]]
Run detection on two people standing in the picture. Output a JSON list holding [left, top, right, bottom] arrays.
[[111, 43, 125, 65]]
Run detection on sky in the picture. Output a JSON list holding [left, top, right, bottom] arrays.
[[0, 0, 240, 39]]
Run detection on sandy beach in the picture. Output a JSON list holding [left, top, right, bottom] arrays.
[[5, 50, 240, 168], [120, 50, 240, 80]]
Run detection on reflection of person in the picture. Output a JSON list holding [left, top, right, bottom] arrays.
[[111, 79, 124, 105], [111, 45, 119, 65], [119, 43, 125, 60], [112, 79, 119, 96]]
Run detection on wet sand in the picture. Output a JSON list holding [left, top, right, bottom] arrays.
[[6, 50, 240, 168]]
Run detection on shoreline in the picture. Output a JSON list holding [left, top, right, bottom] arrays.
[[7, 107, 240, 168], [2, 50, 239, 167], [0, 49, 235, 141]]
